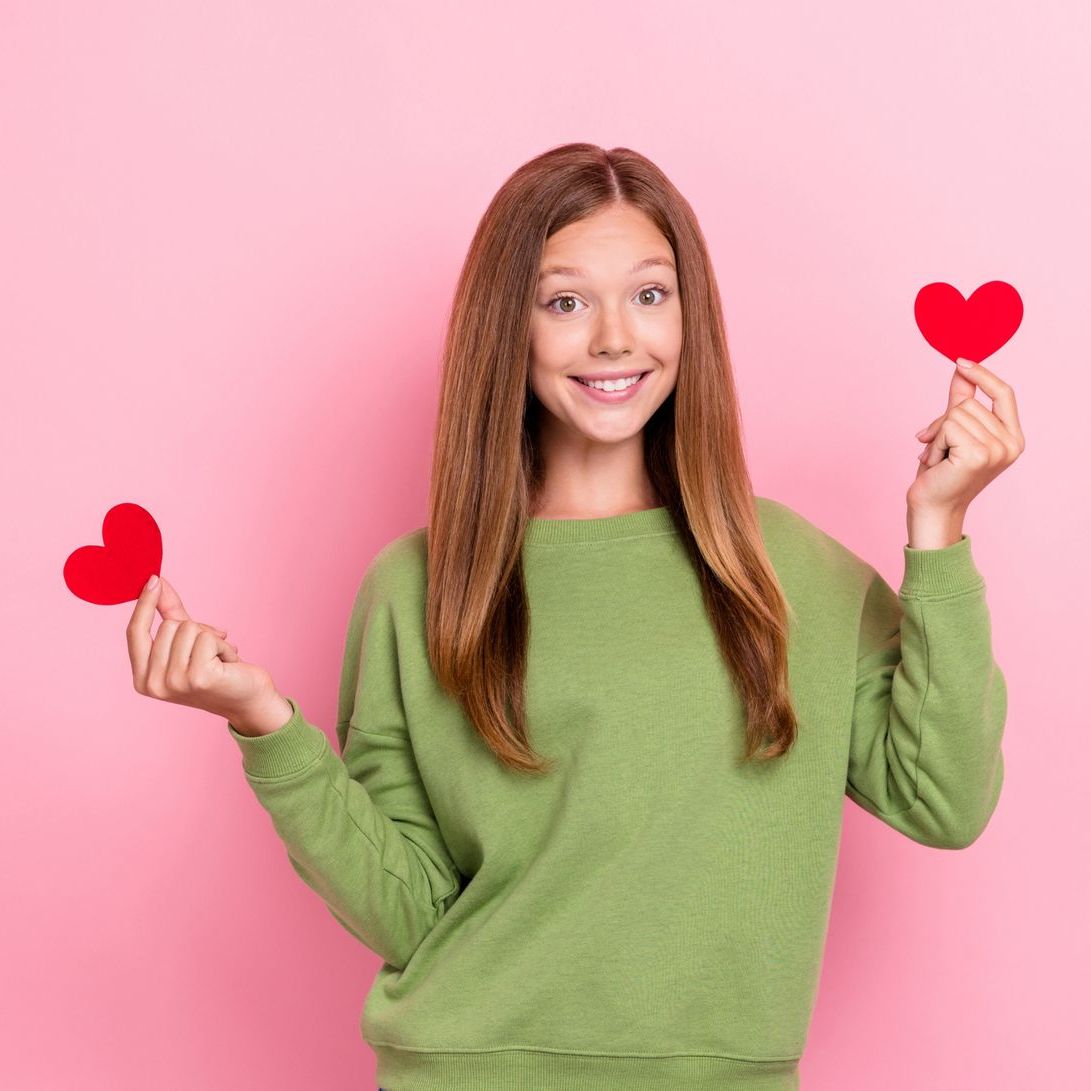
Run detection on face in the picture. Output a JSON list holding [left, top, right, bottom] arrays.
[[528, 203, 682, 447]]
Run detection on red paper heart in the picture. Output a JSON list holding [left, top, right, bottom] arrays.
[[64, 503, 162, 605], [914, 280, 1023, 363]]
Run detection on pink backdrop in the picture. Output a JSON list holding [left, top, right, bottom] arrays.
[[4, 1, 1087, 1087]]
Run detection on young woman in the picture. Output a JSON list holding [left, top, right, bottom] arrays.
[[127, 143, 1022, 1090]]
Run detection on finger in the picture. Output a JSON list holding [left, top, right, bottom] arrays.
[[921, 412, 981, 469], [154, 577, 193, 625], [186, 629, 239, 673], [953, 358, 1023, 441], [167, 620, 203, 681], [951, 396, 1013, 449], [158, 583, 226, 639], [946, 400, 1000, 456], [919, 358, 987, 441], [191, 631, 240, 679], [158, 624, 231, 693], [916, 413, 944, 442], [920, 414, 957, 466], [921, 416, 959, 468], [127, 574, 164, 688], [946, 362, 979, 414], [145, 618, 182, 695]]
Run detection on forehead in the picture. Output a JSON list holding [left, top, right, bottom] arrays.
[[538, 255, 676, 281]]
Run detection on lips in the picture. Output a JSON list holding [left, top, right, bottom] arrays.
[[568, 370, 651, 401]]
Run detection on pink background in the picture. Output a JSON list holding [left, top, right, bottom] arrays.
[[3, 1, 1087, 1087]]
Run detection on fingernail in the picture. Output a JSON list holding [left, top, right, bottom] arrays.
[[146, 574, 159, 590], [915, 428, 927, 439], [956, 358, 973, 368]]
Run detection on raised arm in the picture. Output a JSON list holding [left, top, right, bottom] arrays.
[[845, 533, 1007, 850]]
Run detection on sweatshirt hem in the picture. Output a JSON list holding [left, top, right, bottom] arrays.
[[369, 1041, 801, 1090]]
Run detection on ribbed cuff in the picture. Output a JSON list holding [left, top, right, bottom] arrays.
[[225, 695, 327, 777], [900, 533, 984, 600]]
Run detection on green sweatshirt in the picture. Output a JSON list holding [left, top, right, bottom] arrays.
[[227, 497, 1006, 1090]]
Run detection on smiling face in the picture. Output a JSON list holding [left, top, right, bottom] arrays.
[[528, 203, 682, 448]]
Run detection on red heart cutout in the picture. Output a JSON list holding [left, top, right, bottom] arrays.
[[64, 503, 162, 605], [914, 280, 1023, 364]]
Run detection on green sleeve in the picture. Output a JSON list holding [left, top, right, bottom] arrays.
[[845, 533, 1007, 850], [225, 563, 462, 968]]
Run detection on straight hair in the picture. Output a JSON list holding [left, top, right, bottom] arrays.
[[426, 142, 798, 774]]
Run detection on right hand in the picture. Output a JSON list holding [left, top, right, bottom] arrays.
[[126, 575, 282, 726]]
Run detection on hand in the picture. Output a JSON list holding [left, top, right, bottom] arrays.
[[908, 357, 1025, 517], [126, 575, 285, 727]]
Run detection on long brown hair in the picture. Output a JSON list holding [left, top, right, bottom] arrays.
[[426, 142, 798, 774]]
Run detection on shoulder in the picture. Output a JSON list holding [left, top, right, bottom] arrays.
[[754, 495, 876, 592], [352, 525, 429, 611], [754, 493, 837, 551]]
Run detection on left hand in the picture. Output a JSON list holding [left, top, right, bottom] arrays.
[[908, 357, 1025, 516]]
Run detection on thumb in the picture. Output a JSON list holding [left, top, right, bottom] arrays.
[[154, 576, 192, 624]]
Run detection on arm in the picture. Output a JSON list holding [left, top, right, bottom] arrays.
[[845, 533, 1007, 850], [225, 562, 462, 968]]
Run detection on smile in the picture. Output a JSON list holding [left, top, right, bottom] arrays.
[[568, 371, 651, 403]]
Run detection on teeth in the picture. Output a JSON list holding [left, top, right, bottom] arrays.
[[576, 373, 644, 391]]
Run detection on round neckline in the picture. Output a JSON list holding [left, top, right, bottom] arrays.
[[524, 505, 678, 545]]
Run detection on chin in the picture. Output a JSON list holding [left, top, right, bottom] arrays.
[[568, 415, 650, 444]]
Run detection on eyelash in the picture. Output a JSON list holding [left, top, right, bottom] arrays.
[[543, 284, 673, 315]]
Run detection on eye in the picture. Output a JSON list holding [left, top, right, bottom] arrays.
[[542, 284, 673, 315], [635, 284, 671, 306]]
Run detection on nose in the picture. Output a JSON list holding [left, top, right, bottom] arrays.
[[589, 303, 634, 358]]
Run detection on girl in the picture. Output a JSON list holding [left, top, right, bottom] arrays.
[[127, 143, 1021, 1090]]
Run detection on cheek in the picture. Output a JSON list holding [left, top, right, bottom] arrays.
[[642, 311, 683, 361], [528, 323, 579, 381]]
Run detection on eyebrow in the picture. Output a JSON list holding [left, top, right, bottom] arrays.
[[537, 256, 676, 281]]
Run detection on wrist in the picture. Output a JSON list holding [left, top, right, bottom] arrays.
[[229, 694, 294, 737], [906, 504, 966, 550]]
